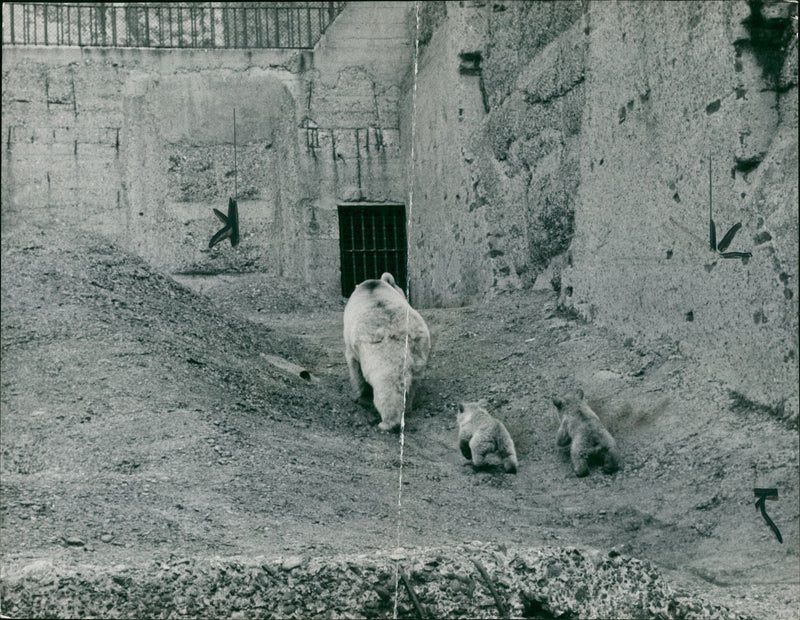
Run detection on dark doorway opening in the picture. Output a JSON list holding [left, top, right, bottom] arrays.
[[338, 203, 407, 297]]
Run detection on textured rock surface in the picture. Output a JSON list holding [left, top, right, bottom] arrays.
[[0, 543, 745, 619], [402, 1, 586, 306], [400, 0, 798, 423], [560, 1, 798, 422]]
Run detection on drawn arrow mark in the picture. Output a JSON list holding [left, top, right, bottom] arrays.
[[754, 488, 782, 544], [209, 197, 239, 248]]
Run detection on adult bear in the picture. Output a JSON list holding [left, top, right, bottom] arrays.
[[343, 273, 431, 432]]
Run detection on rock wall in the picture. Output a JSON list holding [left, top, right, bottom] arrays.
[[1, 2, 413, 295], [562, 1, 798, 417], [0, 544, 744, 619], [401, 1, 797, 414], [402, 0, 586, 306]]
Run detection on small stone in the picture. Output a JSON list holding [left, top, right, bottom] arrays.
[[18, 559, 54, 579], [63, 537, 85, 547], [282, 556, 304, 571], [593, 369, 623, 381], [100, 534, 114, 543]]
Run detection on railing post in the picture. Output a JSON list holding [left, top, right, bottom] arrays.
[[264, 5, 271, 47], [289, 7, 294, 48], [210, 2, 215, 48], [242, 7, 248, 48], [274, 7, 279, 48], [144, 5, 149, 46], [306, 7, 311, 48], [8, 3, 15, 44], [158, 6, 164, 48], [222, 5, 228, 48]]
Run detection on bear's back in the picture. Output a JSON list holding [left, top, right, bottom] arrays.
[[344, 275, 429, 354], [458, 403, 499, 436]]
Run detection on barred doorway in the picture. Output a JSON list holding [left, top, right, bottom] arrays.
[[338, 203, 407, 297]]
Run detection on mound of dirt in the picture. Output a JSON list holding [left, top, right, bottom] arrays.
[[2, 222, 798, 618]]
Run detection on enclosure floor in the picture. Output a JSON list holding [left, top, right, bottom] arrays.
[[2, 223, 798, 618]]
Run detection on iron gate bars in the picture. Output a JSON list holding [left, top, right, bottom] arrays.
[[338, 203, 407, 298], [2, 2, 346, 49]]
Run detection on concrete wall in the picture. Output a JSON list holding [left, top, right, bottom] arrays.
[[297, 0, 413, 291], [401, 0, 797, 415], [1, 2, 413, 295], [2, 46, 306, 275]]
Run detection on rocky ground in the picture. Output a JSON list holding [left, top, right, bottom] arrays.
[[1, 222, 798, 618]]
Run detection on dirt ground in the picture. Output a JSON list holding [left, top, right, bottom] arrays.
[[1, 221, 798, 618]]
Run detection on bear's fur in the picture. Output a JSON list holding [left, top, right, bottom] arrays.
[[553, 389, 620, 477], [456, 401, 518, 473], [343, 273, 431, 432]]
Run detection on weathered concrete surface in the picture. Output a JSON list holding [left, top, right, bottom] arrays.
[[402, 0, 586, 306], [1, 46, 306, 277], [2, 47, 302, 270], [560, 1, 798, 419], [401, 0, 797, 419], [1, 2, 413, 295], [297, 1, 413, 292]]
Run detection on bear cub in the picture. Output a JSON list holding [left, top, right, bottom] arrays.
[[553, 389, 620, 477], [457, 401, 518, 474]]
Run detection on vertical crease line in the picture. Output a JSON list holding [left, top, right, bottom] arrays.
[[394, 2, 421, 618], [233, 108, 238, 200]]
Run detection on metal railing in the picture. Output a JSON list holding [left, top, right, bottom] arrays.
[[2, 2, 346, 49]]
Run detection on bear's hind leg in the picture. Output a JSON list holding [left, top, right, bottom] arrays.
[[468, 436, 488, 469], [372, 382, 405, 432], [602, 446, 620, 474], [570, 441, 590, 477], [459, 438, 472, 461], [346, 350, 369, 401]]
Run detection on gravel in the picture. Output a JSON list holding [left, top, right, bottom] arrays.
[[1, 543, 743, 619]]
